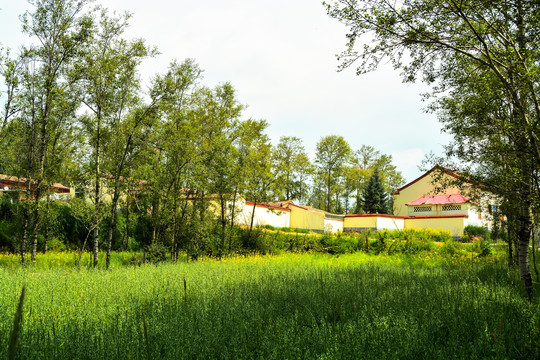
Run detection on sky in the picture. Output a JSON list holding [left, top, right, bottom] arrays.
[[0, 0, 452, 183]]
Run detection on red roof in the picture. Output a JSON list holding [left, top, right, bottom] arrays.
[[0, 174, 70, 193], [406, 194, 477, 206]]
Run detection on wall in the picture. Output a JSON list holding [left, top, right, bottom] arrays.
[[289, 205, 325, 232], [404, 215, 468, 237], [344, 215, 404, 231], [238, 202, 290, 228], [467, 205, 481, 227], [343, 215, 378, 231], [376, 216, 405, 231], [324, 219, 343, 233]]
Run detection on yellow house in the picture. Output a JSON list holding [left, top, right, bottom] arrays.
[[392, 165, 470, 217], [393, 166, 496, 224]]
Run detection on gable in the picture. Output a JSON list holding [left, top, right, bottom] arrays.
[[392, 165, 467, 217]]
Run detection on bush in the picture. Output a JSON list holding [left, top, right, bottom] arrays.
[[464, 225, 491, 241], [47, 237, 67, 252], [471, 238, 493, 256], [440, 240, 464, 256], [145, 242, 168, 263]]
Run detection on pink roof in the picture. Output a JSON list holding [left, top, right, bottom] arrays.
[[406, 194, 477, 206]]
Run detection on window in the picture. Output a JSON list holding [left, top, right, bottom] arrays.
[[414, 206, 432, 213], [442, 204, 461, 211]]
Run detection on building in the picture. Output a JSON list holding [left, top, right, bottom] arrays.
[[392, 165, 497, 232], [239, 165, 497, 237], [0, 174, 71, 201]]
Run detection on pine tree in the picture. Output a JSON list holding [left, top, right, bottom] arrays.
[[361, 170, 389, 214]]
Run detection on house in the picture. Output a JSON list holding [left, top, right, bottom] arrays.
[[0, 174, 71, 201], [391, 165, 498, 236]]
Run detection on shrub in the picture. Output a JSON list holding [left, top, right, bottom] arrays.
[[145, 242, 168, 263], [47, 237, 67, 252], [440, 240, 464, 256], [464, 225, 491, 241]]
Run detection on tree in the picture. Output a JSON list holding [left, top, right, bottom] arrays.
[[0, 51, 22, 143], [315, 135, 351, 213], [294, 152, 314, 205], [237, 119, 273, 236], [272, 136, 311, 202], [345, 145, 404, 214], [361, 170, 389, 214], [12, 0, 93, 264], [78, 8, 156, 268], [143, 59, 203, 261], [325, 0, 540, 297]]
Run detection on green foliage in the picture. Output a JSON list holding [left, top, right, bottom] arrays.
[[144, 242, 168, 264], [272, 136, 313, 202], [440, 240, 465, 256], [314, 135, 352, 212], [464, 225, 491, 241]]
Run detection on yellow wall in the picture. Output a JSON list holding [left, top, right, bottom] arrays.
[[343, 216, 378, 230], [290, 205, 325, 231], [404, 216, 467, 237], [392, 169, 463, 217], [344, 215, 404, 231]]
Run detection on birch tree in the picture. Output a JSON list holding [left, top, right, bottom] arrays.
[[325, 0, 540, 296]]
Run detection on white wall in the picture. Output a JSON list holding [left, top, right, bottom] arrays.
[[324, 219, 343, 233], [238, 202, 290, 228], [376, 216, 405, 231], [467, 205, 481, 227]]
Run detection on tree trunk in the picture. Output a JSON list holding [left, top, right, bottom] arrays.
[[30, 200, 40, 264], [532, 229, 539, 282], [106, 185, 121, 270], [517, 200, 533, 299], [508, 235, 514, 267], [249, 201, 257, 238], [93, 117, 101, 268], [171, 193, 178, 263], [228, 189, 238, 252], [219, 193, 227, 250], [43, 194, 50, 254], [21, 205, 29, 266], [124, 196, 130, 252]]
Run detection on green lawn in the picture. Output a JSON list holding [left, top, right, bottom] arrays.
[[1, 252, 539, 359]]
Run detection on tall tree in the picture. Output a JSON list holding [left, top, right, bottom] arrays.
[[144, 59, 203, 261], [315, 135, 351, 213], [325, 0, 540, 297], [238, 119, 273, 236], [272, 136, 311, 201], [78, 8, 156, 268], [15, 0, 93, 264]]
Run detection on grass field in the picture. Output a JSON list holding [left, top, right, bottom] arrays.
[[1, 251, 539, 359]]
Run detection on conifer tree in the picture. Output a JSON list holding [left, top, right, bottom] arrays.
[[361, 170, 388, 214]]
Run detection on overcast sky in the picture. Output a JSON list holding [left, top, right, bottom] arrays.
[[0, 0, 452, 183]]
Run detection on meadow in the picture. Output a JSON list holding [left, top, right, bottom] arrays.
[[1, 250, 539, 359]]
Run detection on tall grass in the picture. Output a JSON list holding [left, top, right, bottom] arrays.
[[0, 253, 538, 359]]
